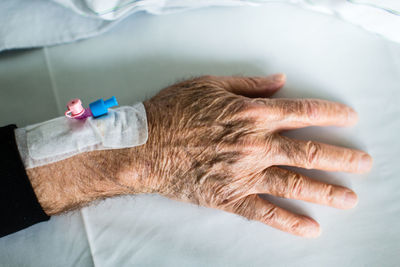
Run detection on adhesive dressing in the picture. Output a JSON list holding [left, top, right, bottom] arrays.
[[15, 103, 148, 169]]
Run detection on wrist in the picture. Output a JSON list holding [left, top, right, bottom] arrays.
[[16, 102, 149, 215], [112, 146, 151, 195], [26, 149, 132, 215]]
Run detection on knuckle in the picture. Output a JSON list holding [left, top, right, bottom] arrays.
[[243, 135, 276, 161], [243, 77, 260, 88], [263, 134, 276, 155], [347, 151, 359, 171], [249, 98, 269, 107], [305, 141, 321, 168], [322, 184, 334, 204], [227, 196, 256, 218], [287, 173, 304, 197], [303, 100, 320, 121], [289, 218, 302, 233], [261, 206, 277, 224], [202, 183, 229, 208], [238, 99, 272, 122]]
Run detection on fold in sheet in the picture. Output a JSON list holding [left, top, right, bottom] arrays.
[[1, 0, 400, 52]]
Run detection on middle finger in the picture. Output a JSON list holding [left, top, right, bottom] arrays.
[[272, 135, 373, 173], [253, 167, 358, 209]]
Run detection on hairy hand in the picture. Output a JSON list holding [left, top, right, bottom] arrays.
[[117, 74, 372, 238]]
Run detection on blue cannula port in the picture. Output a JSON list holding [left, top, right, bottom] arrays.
[[89, 96, 118, 118]]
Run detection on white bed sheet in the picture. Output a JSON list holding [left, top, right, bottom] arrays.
[[0, 3, 399, 266]]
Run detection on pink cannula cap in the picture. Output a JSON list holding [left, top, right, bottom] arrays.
[[65, 98, 85, 118]]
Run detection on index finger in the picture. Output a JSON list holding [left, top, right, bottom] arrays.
[[256, 98, 359, 130]]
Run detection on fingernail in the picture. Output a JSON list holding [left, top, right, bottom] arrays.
[[358, 154, 373, 173], [271, 73, 286, 83], [344, 191, 358, 208], [302, 217, 321, 238]]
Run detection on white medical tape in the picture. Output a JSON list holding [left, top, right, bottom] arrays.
[[14, 102, 148, 169]]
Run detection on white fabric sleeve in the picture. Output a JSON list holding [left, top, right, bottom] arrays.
[[14, 102, 148, 169]]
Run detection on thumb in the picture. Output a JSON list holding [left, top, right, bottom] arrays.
[[214, 73, 286, 98]]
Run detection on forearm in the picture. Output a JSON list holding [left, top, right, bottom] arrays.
[[16, 101, 148, 216], [26, 149, 135, 215]]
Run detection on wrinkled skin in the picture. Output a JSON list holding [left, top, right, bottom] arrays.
[[115, 74, 373, 238]]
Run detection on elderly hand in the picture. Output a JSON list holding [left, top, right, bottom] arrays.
[[116, 74, 372, 238], [27, 74, 372, 238]]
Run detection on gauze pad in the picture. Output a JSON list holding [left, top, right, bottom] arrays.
[[15, 103, 148, 169]]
